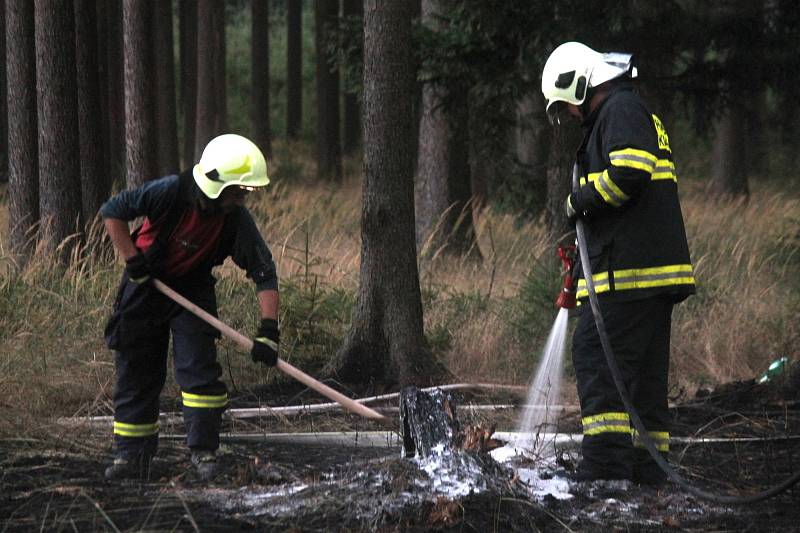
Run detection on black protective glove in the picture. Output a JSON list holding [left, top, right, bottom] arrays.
[[250, 318, 280, 366], [125, 252, 152, 284], [565, 194, 577, 224]]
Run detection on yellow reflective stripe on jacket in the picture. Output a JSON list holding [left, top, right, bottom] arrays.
[[652, 159, 677, 182], [181, 391, 228, 409], [593, 169, 630, 207], [113, 421, 159, 437], [576, 264, 695, 298], [609, 148, 657, 173], [582, 412, 630, 436], [632, 429, 670, 452]]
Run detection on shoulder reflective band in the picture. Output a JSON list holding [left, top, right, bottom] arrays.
[[576, 264, 695, 298], [609, 148, 657, 173], [181, 391, 228, 409], [652, 159, 677, 182], [113, 421, 159, 437], [582, 411, 631, 436]]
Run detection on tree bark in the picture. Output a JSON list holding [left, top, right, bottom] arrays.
[[122, 0, 157, 188], [6, 0, 39, 259], [710, 98, 750, 198], [103, 0, 126, 188], [330, 0, 441, 388], [342, 0, 362, 155], [35, 0, 82, 258], [0, 4, 7, 184], [194, 0, 218, 158], [179, 0, 197, 167], [545, 121, 581, 245], [251, 0, 271, 157], [154, 0, 179, 175], [414, 0, 478, 259], [74, 0, 107, 228], [212, 0, 226, 133], [314, 0, 341, 180], [286, 0, 302, 139]]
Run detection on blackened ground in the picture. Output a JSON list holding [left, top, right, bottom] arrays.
[[2, 371, 800, 532]]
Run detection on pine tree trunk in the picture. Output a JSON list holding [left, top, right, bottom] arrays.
[[0, 4, 7, 184], [515, 91, 550, 217], [104, 0, 126, 189], [212, 0, 226, 133], [6, 0, 39, 259], [414, 0, 478, 259], [314, 0, 341, 180], [285, 0, 302, 139], [546, 121, 581, 245], [710, 99, 750, 198], [342, 0, 362, 155], [74, 0, 108, 228], [194, 0, 217, 158], [330, 0, 442, 388], [179, 0, 197, 166], [35, 0, 82, 258], [251, 0, 271, 157], [154, 0, 179, 175], [122, 0, 157, 188]]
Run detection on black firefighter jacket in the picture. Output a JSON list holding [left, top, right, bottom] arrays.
[[568, 85, 695, 303]]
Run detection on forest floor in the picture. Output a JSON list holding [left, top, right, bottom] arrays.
[[2, 371, 800, 532]]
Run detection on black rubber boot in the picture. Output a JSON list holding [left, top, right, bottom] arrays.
[[104, 455, 152, 481], [190, 450, 218, 481]]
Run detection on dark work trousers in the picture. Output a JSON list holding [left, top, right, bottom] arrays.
[[572, 295, 673, 480], [108, 275, 227, 460]]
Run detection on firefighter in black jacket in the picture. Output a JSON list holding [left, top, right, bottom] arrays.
[[101, 134, 280, 481], [541, 42, 695, 485]]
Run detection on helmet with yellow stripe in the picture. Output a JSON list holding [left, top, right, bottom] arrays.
[[193, 134, 269, 199], [541, 42, 637, 124]]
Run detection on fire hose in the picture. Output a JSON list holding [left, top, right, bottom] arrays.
[[571, 163, 800, 503]]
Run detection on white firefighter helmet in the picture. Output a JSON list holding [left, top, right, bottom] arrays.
[[541, 42, 637, 124], [193, 134, 269, 199]]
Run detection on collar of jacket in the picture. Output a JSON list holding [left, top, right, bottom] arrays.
[[580, 82, 636, 128]]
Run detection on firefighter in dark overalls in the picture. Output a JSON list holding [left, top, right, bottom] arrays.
[[101, 134, 281, 481], [541, 43, 695, 485]]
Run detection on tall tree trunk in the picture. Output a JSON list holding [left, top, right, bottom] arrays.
[[710, 98, 750, 198], [314, 0, 341, 180], [342, 0, 362, 155], [35, 0, 82, 258], [212, 0, 226, 133], [251, 0, 271, 157], [330, 0, 441, 388], [414, 0, 478, 259], [285, 0, 302, 139], [514, 90, 550, 217], [74, 0, 107, 228], [6, 0, 39, 259], [154, 0, 179, 175], [545, 121, 581, 245], [123, 0, 157, 188], [104, 0, 126, 188], [194, 0, 217, 158], [179, 0, 197, 167], [0, 3, 7, 184]]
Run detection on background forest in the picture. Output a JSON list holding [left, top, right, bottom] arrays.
[[0, 0, 799, 434]]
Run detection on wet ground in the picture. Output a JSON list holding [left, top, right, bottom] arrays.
[[2, 373, 800, 531]]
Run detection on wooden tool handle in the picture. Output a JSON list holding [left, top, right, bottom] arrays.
[[153, 279, 387, 422]]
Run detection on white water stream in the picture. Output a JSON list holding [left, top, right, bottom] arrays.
[[514, 307, 571, 455]]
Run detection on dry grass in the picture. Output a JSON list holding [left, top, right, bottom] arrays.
[[1, 151, 798, 434]]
